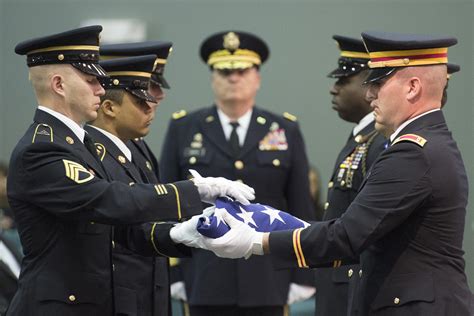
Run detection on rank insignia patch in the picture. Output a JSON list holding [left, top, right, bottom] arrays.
[[63, 159, 94, 184], [259, 128, 288, 151], [392, 134, 427, 147]]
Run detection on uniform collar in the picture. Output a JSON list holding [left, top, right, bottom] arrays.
[[353, 111, 375, 136], [38, 105, 85, 142], [390, 108, 440, 142], [87, 125, 132, 161], [216, 107, 253, 146]]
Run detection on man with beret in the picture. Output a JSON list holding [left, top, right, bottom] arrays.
[[85, 53, 181, 316], [314, 35, 386, 316], [197, 31, 472, 316], [159, 30, 316, 316], [7, 26, 254, 316], [100, 41, 173, 182]]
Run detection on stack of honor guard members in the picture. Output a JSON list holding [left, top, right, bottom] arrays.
[[8, 26, 254, 316], [100, 41, 173, 182], [160, 30, 316, 316], [197, 31, 473, 316], [86, 54, 184, 316], [315, 35, 386, 316]]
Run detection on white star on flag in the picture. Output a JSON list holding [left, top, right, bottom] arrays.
[[261, 206, 286, 225], [213, 207, 226, 227], [236, 206, 257, 227]]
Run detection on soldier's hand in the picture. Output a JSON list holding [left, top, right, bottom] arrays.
[[202, 208, 264, 259], [169, 206, 214, 248], [189, 169, 255, 205]]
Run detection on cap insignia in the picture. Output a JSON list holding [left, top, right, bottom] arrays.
[[223, 32, 240, 51]]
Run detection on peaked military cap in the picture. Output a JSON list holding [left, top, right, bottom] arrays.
[[200, 30, 269, 70], [15, 25, 108, 78], [362, 31, 457, 83], [328, 35, 370, 78], [100, 41, 173, 89], [99, 54, 158, 103]]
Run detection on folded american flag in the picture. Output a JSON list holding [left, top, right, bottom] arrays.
[[197, 197, 310, 238]]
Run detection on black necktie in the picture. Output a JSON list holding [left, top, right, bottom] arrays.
[[84, 133, 101, 163], [229, 122, 240, 156]]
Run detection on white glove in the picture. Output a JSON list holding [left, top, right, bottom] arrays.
[[169, 206, 215, 248], [189, 169, 255, 205], [287, 283, 316, 304], [170, 281, 187, 301], [201, 208, 264, 259]]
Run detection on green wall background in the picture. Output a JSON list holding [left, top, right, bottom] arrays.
[[1, 0, 473, 287]]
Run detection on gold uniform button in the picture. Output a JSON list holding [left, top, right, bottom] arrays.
[[113, 79, 120, 86], [272, 159, 281, 167], [348, 269, 353, 278], [324, 202, 329, 210], [189, 156, 197, 164], [68, 295, 76, 302], [234, 160, 244, 170], [340, 180, 346, 186], [354, 135, 363, 143], [394, 297, 400, 305], [118, 155, 126, 164], [66, 136, 74, 144], [359, 269, 363, 277], [57, 54, 65, 61], [328, 181, 334, 188]]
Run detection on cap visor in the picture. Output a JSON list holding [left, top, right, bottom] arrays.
[[364, 67, 397, 84], [151, 74, 170, 89], [126, 88, 157, 103], [327, 68, 351, 78], [72, 62, 109, 78]]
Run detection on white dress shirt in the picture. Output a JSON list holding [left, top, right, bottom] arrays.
[[352, 111, 375, 136], [217, 108, 253, 147]]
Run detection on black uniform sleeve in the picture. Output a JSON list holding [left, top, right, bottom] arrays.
[[11, 142, 202, 224], [270, 143, 431, 269], [115, 223, 192, 258]]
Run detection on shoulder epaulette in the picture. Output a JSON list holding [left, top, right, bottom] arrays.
[[392, 134, 427, 147], [172, 110, 187, 120], [32, 123, 53, 143], [283, 112, 297, 122]]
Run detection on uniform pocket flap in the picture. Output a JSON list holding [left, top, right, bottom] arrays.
[[256, 152, 289, 168], [36, 273, 108, 305], [371, 272, 434, 311]]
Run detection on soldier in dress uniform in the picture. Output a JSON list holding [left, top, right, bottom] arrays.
[[159, 30, 316, 316], [198, 31, 473, 316], [314, 35, 386, 316], [86, 54, 183, 316], [7, 26, 254, 316], [100, 41, 173, 182]]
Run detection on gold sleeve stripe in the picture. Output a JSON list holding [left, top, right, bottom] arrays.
[[332, 260, 342, 268], [169, 184, 182, 220], [160, 184, 168, 194], [150, 223, 167, 257], [155, 185, 163, 195], [296, 228, 308, 268], [292, 228, 308, 268]]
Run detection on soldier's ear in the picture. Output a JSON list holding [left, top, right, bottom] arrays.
[[101, 99, 118, 118], [51, 74, 65, 96]]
